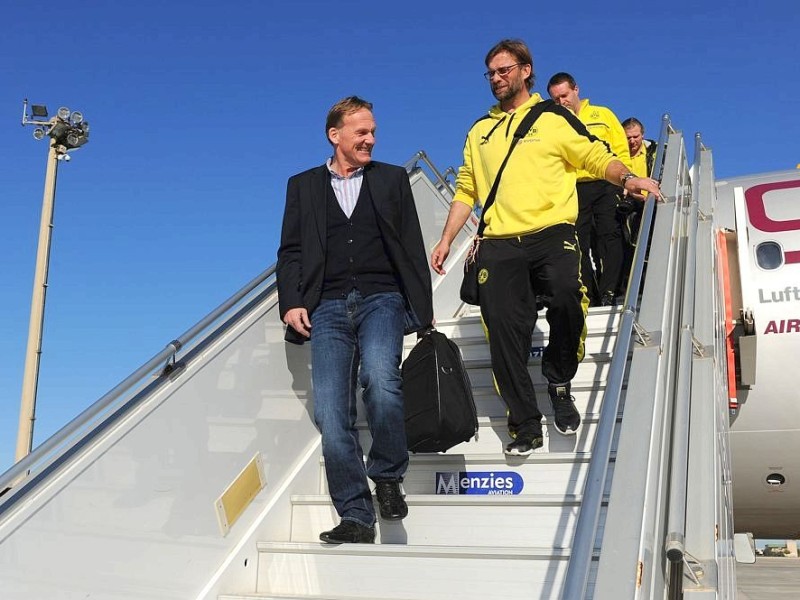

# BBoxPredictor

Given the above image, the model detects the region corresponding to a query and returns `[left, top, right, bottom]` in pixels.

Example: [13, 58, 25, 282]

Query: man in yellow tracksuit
[431, 39, 660, 455]
[548, 73, 631, 306]
[617, 117, 659, 292]
[623, 117, 656, 180]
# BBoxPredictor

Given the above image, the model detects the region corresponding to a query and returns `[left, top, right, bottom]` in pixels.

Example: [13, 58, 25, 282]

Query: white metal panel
[0, 292, 323, 600]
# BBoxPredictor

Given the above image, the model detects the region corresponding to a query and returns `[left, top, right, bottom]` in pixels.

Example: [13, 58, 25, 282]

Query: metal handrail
[404, 150, 455, 198]
[0, 265, 276, 497]
[560, 114, 672, 599]
[665, 135, 703, 570]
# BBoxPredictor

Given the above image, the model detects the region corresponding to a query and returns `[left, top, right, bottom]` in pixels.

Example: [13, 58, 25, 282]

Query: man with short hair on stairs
[618, 117, 658, 291]
[277, 96, 433, 544]
[431, 39, 660, 456]
[548, 72, 632, 307]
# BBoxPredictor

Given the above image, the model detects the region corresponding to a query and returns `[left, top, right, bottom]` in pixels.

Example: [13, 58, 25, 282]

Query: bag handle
[476, 99, 553, 238]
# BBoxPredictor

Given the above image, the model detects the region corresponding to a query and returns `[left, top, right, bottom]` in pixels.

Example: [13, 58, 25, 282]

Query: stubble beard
[493, 78, 523, 104]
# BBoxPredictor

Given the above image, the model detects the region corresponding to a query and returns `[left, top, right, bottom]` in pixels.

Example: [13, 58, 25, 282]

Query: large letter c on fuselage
[745, 180, 800, 264]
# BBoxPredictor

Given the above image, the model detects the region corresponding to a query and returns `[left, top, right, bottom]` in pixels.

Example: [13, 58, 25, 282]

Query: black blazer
[276, 161, 433, 345]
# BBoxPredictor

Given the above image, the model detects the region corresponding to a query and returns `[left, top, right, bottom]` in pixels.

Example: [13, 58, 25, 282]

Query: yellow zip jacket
[629, 139, 654, 178]
[574, 98, 631, 181]
[453, 93, 618, 238]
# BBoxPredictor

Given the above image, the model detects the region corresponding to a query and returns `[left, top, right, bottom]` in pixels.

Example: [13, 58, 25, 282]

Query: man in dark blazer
[277, 96, 433, 544]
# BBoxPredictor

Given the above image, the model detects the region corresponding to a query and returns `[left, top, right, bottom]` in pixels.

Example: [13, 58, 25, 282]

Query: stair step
[470, 383, 624, 418]
[434, 306, 622, 336]
[446, 414, 621, 455]
[319, 453, 615, 496]
[220, 596, 392, 600]
[466, 354, 617, 389]
[220, 595, 373, 600]
[289, 494, 607, 547]
[252, 542, 595, 599]
[406, 327, 619, 356]
[356, 413, 622, 455]
[454, 333, 618, 361]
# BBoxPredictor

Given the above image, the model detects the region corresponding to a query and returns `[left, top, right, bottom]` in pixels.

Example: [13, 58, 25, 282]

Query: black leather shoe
[319, 520, 375, 544]
[600, 291, 617, 307]
[375, 480, 408, 521]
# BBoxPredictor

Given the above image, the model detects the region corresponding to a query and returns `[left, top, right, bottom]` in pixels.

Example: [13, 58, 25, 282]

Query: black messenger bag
[402, 329, 477, 453]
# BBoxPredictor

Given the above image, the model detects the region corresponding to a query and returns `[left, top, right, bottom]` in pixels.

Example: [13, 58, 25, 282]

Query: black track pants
[477, 224, 589, 436]
[576, 180, 625, 301]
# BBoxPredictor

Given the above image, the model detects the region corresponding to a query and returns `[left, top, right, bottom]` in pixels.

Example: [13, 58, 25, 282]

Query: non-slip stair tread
[291, 493, 607, 506]
[219, 596, 402, 600]
[256, 541, 575, 559]
[463, 352, 613, 368]
[319, 451, 600, 469]
[471, 382, 612, 393]
[355, 413, 618, 429]
[412, 331, 619, 351]
[220, 595, 431, 600]
[407, 451, 607, 463]
[440, 304, 622, 325]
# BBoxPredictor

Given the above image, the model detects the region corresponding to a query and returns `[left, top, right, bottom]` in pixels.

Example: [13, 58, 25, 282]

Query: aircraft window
[766, 473, 786, 486]
[755, 242, 783, 270]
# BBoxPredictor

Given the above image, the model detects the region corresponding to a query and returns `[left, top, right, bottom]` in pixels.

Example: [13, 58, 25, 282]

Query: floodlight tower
[16, 99, 90, 462]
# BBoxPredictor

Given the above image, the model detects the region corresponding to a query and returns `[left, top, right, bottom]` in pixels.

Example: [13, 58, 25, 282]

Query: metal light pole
[16, 100, 90, 462]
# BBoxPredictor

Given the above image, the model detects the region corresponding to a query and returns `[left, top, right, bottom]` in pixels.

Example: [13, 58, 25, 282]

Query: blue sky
[1, 1, 799, 471]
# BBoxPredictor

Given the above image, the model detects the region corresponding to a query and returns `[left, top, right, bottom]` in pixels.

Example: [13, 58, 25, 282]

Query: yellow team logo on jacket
[478, 268, 489, 284]
[563, 240, 577, 252]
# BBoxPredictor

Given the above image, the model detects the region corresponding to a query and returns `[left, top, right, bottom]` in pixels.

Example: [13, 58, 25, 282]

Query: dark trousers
[618, 202, 643, 294]
[477, 224, 589, 436]
[576, 180, 625, 301]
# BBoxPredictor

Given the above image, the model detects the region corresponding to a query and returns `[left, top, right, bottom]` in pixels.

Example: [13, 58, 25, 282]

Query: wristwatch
[620, 172, 636, 187]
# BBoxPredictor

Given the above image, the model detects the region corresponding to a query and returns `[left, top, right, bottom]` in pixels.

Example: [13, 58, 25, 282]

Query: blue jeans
[310, 289, 408, 527]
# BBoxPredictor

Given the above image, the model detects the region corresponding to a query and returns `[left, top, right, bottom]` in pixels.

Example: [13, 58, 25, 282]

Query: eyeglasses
[483, 63, 524, 80]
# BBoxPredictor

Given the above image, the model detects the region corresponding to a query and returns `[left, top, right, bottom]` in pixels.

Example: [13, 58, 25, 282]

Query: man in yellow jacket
[431, 39, 660, 455]
[617, 117, 659, 292]
[623, 117, 656, 179]
[548, 72, 631, 307]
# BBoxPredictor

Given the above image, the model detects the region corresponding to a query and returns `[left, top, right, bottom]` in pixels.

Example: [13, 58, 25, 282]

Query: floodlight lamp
[49, 121, 70, 139]
[31, 104, 48, 118]
[65, 126, 88, 149]
[32, 128, 46, 140]
[57, 106, 71, 120]
[70, 111, 83, 124]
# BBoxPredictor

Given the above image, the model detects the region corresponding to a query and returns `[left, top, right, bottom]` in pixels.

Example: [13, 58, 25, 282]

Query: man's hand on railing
[624, 175, 663, 201]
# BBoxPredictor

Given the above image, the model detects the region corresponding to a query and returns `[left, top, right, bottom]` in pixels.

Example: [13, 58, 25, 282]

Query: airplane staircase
[0, 120, 738, 599]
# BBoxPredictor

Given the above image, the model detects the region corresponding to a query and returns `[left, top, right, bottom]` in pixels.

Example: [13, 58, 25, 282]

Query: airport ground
[737, 557, 800, 598]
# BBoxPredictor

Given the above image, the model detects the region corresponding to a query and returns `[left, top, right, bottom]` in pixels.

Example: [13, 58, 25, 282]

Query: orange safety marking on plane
[716, 230, 738, 407]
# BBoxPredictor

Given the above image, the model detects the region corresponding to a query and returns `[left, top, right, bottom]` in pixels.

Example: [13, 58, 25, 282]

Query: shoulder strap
[476, 100, 554, 236]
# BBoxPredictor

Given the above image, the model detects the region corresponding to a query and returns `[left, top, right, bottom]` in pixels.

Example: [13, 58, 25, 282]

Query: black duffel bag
[402, 329, 477, 453]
